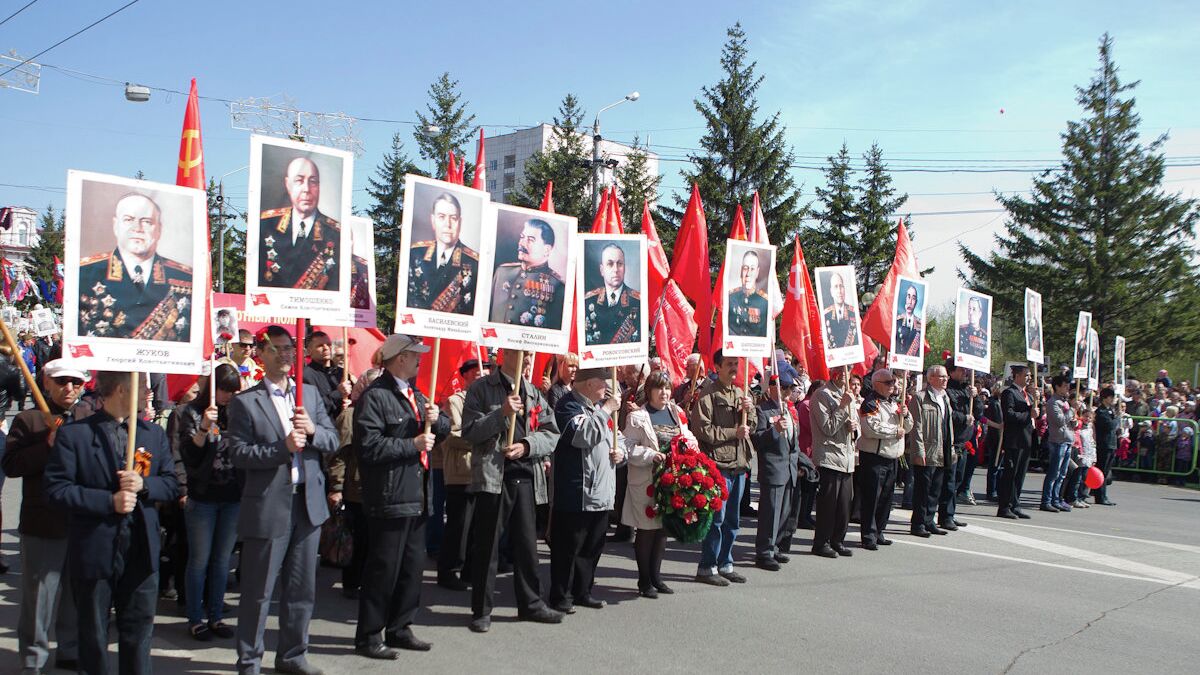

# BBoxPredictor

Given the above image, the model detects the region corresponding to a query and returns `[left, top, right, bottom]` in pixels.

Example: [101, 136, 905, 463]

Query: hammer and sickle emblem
[179, 129, 202, 178]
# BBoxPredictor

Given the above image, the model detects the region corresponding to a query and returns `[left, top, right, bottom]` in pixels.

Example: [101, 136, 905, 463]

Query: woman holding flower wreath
[621, 371, 698, 598]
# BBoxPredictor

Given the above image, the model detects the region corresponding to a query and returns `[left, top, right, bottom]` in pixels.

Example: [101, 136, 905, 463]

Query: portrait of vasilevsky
[957, 294, 989, 358]
[78, 191, 193, 342]
[407, 189, 478, 315]
[583, 240, 640, 345]
[894, 281, 923, 356]
[257, 154, 341, 291]
[489, 217, 565, 329]
[819, 269, 859, 348]
[726, 247, 769, 338]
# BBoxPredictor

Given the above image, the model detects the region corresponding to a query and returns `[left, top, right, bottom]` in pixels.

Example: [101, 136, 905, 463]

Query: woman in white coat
[622, 371, 698, 598]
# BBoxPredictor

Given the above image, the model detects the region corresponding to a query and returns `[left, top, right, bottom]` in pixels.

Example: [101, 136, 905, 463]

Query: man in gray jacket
[1042, 374, 1076, 512]
[906, 365, 952, 538]
[548, 368, 625, 612]
[809, 369, 858, 558]
[462, 348, 563, 633]
[751, 374, 800, 570]
[857, 369, 913, 550]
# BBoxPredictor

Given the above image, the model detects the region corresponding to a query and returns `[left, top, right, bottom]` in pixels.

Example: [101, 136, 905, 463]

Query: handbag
[319, 502, 354, 569]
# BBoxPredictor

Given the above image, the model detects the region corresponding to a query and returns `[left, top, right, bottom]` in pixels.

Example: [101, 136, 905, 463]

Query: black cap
[459, 359, 481, 376]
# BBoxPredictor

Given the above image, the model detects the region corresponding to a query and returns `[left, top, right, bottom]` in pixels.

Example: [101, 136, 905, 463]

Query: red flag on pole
[668, 184, 712, 365]
[471, 128, 487, 191]
[168, 78, 212, 400]
[653, 279, 698, 387]
[861, 218, 921, 351]
[417, 338, 479, 404]
[709, 205, 749, 370]
[641, 201, 669, 304]
[53, 256, 64, 304]
[539, 181, 555, 212]
[747, 192, 784, 319]
[446, 151, 458, 184]
[780, 239, 829, 381]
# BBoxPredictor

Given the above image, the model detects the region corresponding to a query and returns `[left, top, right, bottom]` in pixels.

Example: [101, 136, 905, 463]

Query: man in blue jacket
[44, 371, 179, 675]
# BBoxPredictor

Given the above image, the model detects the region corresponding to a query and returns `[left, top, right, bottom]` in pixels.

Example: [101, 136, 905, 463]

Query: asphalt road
[0, 472, 1195, 674]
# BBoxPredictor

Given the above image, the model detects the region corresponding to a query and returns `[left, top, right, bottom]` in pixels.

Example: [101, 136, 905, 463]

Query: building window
[503, 174, 515, 189]
[503, 154, 516, 170]
[16, 225, 27, 246]
[489, 159, 498, 171]
[487, 179, 496, 191]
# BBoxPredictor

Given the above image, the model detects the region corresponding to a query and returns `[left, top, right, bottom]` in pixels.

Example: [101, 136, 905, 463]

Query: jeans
[1041, 442, 1072, 506]
[184, 499, 240, 625]
[958, 451, 978, 497]
[426, 468, 446, 554]
[699, 470, 746, 574]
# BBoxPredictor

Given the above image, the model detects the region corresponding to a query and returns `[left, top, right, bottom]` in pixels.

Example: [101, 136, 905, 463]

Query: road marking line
[962, 523, 1199, 585]
[956, 516, 1200, 554]
[889, 538, 1185, 587]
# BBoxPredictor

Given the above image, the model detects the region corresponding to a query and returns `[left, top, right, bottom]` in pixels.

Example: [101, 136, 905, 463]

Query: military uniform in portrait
[257, 206, 341, 290]
[583, 285, 640, 344]
[959, 324, 987, 357]
[728, 289, 769, 337]
[407, 240, 479, 315]
[823, 305, 859, 348]
[77, 250, 193, 341]
[895, 315, 922, 356]
[489, 262, 564, 329]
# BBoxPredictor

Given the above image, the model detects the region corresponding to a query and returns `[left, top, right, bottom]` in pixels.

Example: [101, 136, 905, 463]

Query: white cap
[43, 358, 90, 382]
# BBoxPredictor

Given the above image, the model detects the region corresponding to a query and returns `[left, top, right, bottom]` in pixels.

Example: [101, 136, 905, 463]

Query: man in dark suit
[728, 250, 769, 338]
[44, 371, 179, 675]
[823, 271, 859, 348]
[751, 374, 800, 570]
[228, 325, 339, 675]
[301, 331, 349, 423]
[407, 192, 479, 315]
[258, 157, 341, 291]
[894, 284, 922, 356]
[997, 366, 1039, 519]
[352, 335, 449, 659]
[77, 193, 193, 341]
[583, 243, 641, 344]
[489, 219, 564, 329]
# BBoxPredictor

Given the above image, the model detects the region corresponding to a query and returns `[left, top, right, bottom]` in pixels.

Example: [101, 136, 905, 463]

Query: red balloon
[1085, 466, 1104, 490]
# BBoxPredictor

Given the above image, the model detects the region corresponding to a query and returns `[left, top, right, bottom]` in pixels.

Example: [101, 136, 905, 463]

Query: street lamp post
[216, 166, 249, 293]
[590, 91, 640, 214]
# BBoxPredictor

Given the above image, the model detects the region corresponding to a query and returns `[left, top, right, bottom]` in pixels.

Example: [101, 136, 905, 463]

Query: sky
[1, 0, 1198, 307]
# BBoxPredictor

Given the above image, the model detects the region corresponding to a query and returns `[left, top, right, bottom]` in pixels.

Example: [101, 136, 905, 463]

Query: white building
[482, 124, 660, 204]
[0, 206, 41, 271]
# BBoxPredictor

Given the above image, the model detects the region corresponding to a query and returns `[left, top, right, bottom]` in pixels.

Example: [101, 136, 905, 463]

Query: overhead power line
[0, 0, 41, 28]
[0, 0, 140, 80]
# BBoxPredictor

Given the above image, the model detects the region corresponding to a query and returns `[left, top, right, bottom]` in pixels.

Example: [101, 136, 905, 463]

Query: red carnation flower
[711, 497, 724, 512]
[691, 470, 704, 482]
[677, 474, 694, 489]
[645, 506, 657, 519]
[692, 493, 708, 508]
[700, 476, 715, 490]
[659, 472, 675, 487]
[720, 485, 729, 500]
[682, 455, 698, 468]
[670, 495, 686, 509]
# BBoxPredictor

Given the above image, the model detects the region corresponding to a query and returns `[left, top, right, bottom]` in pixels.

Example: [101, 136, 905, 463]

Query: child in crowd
[1173, 426, 1195, 486]
[1064, 407, 1096, 507]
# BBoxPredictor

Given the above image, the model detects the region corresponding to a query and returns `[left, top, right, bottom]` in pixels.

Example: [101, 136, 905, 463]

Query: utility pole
[218, 181, 227, 293]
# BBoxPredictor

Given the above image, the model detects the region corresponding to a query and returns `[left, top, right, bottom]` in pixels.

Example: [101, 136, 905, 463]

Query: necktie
[439, 252, 449, 268]
[132, 265, 145, 290]
[609, 292, 617, 305]
[403, 388, 429, 469]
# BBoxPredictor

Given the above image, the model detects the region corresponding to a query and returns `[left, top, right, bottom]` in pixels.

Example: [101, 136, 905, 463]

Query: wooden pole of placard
[611, 366, 619, 451]
[425, 337, 442, 434]
[0, 317, 51, 420]
[341, 327, 350, 385]
[294, 319, 306, 407]
[506, 350, 525, 446]
[124, 372, 138, 471]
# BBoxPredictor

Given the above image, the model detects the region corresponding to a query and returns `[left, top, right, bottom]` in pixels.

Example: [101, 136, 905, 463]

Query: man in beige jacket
[856, 369, 913, 550]
[906, 365, 953, 537]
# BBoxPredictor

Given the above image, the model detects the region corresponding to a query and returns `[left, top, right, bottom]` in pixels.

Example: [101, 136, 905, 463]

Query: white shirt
[265, 377, 303, 484]
[434, 244, 454, 267]
[292, 213, 315, 245]
[930, 387, 950, 419]
[120, 252, 156, 284]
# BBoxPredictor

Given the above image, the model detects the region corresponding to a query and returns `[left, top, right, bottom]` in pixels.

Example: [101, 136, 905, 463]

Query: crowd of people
[0, 328, 1197, 675]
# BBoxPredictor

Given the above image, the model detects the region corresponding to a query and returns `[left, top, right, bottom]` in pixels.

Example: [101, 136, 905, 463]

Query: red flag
[471, 128, 487, 191]
[641, 201, 669, 304]
[862, 218, 921, 353]
[539, 181, 555, 212]
[653, 280, 698, 387]
[781, 239, 829, 381]
[668, 184, 712, 364]
[168, 78, 210, 400]
[417, 338, 479, 404]
[747, 192, 784, 319]
[0, 258, 11, 300]
[591, 185, 622, 234]
[53, 256, 64, 304]
[446, 151, 458, 184]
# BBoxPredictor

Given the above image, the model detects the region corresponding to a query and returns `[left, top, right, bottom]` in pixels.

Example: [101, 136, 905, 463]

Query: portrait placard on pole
[1087, 327, 1100, 392]
[244, 134, 353, 321]
[477, 203, 578, 353]
[888, 275, 927, 372]
[32, 307, 58, 338]
[1114, 335, 1126, 393]
[1072, 311, 1092, 379]
[393, 175, 491, 338]
[1024, 288, 1044, 364]
[813, 265, 865, 368]
[954, 288, 993, 373]
[62, 170, 207, 374]
[327, 215, 378, 329]
[720, 239, 777, 359]
[575, 234, 649, 368]
[212, 306, 239, 346]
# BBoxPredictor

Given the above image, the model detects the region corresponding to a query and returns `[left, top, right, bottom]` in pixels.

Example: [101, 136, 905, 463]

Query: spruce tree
[367, 133, 424, 330]
[962, 34, 1200, 368]
[208, 178, 246, 294]
[513, 94, 593, 224]
[855, 143, 909, 294]
[614, 137, 662, 235]
[669, 23, 806, 278]
[413, 72, 477, 181]
[24, 204, 64, 307]
[804, 143, 859, 270]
